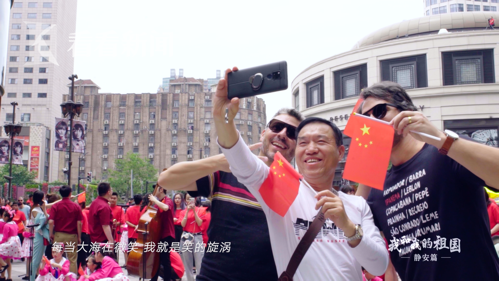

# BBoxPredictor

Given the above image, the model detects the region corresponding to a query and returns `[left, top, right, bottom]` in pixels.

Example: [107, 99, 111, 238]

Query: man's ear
[260, 129, 266, 142]
[338, 145, 346, 160]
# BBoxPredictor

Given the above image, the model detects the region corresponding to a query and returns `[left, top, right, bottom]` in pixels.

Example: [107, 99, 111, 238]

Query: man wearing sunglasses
[356, 81, 499, 281]
[158, 96, 303, 279]
[213, 68, 388, 280]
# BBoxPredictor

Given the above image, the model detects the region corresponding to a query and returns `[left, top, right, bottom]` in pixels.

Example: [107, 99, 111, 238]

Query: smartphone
[227, 61, 288, 99]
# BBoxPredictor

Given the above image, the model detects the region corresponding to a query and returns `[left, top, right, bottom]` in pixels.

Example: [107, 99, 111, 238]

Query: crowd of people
[0, 75, 498, 281]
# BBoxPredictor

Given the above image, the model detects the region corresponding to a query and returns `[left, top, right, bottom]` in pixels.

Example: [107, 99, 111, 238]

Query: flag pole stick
[352, 113, 441, 141]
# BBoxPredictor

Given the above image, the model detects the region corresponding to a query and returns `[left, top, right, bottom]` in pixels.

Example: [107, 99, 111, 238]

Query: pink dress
[35, 257, 77, 281]
[0, 222, 22, 259]
[77, 256, 129, 281]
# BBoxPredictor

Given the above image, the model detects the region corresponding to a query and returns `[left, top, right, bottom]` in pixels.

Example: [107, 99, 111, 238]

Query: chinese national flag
[78, 192, 86, 204]
[259, 152, 302, 217]
[343, 114, 394, 190]
[344, 97, 364, 134]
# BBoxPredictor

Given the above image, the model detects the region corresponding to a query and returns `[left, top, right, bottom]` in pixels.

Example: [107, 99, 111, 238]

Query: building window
[173, 111, 179, 119]
[42, 24, 51, 30]
[25, 45, 34, 51]
[13, 13, 22, 19]
[172, 135, 178, 142]
[38, 93, 47, 98]
[105, 101, 112, 108]
[246, 99, 252, 109]
[204, 99, 212, 107]
[25, 56, 33, 62]
[7, 93, 16, 98]
[133, 137, 139, 143]
[12, 24, 21, 29]
[149, 124, 155, 130]
[9, 67, 18, 73]
[42, 13, 52, 19]
[173, 100, 179, 107]
[205, 111, 211, 118]
[104, 124, 109, 131]
[21, 113, 31, 122]
[173, 123, 178, 130]
[188, 100, 194, 107]
[150, 112, 155, 119]
[149, 99, 156, 107]
[149, 136, 155, 143]
[432, 7, 439, 14]
[42, 35, 50, 40]
[171, 159, 177, 165]
[119, 124, 124, 130]
[134, 124, 139, 130]
[334, 64, 367, 100]
[205, 123, 211, 131]
[6, 114, 13, 122]
[442, 49, 495, 85]
[439, 6, 447, 14]
[118, 148, 124, 155]
[119, 113, 125, 119]
[40, 46, 50, 51]
[172, 147, 177, 155]
[11, 34, 20, 40]
[134, 99, 141, 107]
[84, 102, 89, 108]
[450, 4, 464, 12]
[468, 4, 477, 11]
[10, 56, 19, 62]
[83, 113, 88, 120]
[120, 100, 126, 107]
[28, 13, 37, 19]
[133, 147, 139, 153]
[39, 67, 47, 73]
[23, 93, 32, 98]
[306, 76, 324, 108]
[248, 136, 253, 144]
[204, 147, 210, 156]
[148, 147, 154, 154]
[381, 55, 427, 89]
[10, 45, 20, 51]
[188, 135, 193, 142]
[13, 3, 22, 8]
[430, 0, 437, 4]
[248, 124, 253, 133]
[24, 67, 33, 73]
[205, 136, 210, 142]
[8, 79, 17, 84]
[40, 57, 49, 62]
[28, 2, 38, 8]
[43, 2, 53, 8]
[104, 113, 110, 120]
[294, 91, 299, 110]
[39, 79, 48, 84]
[188, 111, 194, 119]
[134, 112, 140, 119]
[426, 10, 430, 15]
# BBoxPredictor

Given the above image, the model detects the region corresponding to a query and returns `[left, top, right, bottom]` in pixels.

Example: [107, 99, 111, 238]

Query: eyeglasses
[362, 103, 401, 120]
[267, 119, 297, 140]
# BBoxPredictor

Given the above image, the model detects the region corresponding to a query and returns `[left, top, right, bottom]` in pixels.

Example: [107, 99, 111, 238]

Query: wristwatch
[438, 130, 459, 155]
[345, 224, 363, 242]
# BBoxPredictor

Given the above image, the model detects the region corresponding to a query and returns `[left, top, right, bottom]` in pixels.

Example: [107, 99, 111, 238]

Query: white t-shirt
[221, 136, 389, 281]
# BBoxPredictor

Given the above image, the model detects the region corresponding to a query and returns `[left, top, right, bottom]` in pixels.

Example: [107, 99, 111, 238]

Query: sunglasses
[362, 103, 401, 119]
[267, 119, 297, 140]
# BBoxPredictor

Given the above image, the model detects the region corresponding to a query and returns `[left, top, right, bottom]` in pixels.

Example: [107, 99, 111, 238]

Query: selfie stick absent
[352, 113, 441, 141]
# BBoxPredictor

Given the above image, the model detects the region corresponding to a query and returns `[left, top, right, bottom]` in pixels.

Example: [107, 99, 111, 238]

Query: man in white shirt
[212, 67, 389, 280]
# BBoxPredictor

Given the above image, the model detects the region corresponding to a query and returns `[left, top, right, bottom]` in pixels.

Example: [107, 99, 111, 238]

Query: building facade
[1, 0, 77, 182]
[424, 0, 498, 16]
[291, 12, 499, 186]
[60, 79, 267, 184]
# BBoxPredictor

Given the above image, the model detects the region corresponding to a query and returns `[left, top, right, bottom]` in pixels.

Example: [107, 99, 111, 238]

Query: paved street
[9, 252, 190, 281]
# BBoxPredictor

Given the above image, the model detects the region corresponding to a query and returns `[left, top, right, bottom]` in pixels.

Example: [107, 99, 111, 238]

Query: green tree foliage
[0, 164, 36, 186]
[106, 152, 157, 197]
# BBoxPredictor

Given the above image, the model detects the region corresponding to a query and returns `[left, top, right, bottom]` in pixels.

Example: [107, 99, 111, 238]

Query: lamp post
[60, 74, 83, 187]
[3, 102, 22, 200]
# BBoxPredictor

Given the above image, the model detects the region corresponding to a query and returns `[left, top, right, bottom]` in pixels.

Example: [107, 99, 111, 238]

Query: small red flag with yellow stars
[343, 114, 394, 190]
[259, 152, 302, 217]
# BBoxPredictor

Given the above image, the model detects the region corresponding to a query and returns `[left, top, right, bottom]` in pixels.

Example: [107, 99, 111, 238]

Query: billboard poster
[0, 138, 9, 164]
[72, 120, 86, 153]
[12, 139, 23, 165]
[54, 117, 69, 151]
[30, 146, 40, 157]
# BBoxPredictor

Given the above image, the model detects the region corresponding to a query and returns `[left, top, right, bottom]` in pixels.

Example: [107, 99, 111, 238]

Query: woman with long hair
[30, 191, 50, 281]
[0, 207, 22, 281]
[72, 124, 85, 153]
[173, 193, 186, 244]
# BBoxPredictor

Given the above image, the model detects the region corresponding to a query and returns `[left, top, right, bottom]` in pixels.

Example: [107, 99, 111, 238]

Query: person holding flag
[355, 81, 499, 281]
[212, 67, 388, 280]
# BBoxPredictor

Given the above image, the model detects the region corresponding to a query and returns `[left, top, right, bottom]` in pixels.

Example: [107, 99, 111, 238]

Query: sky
[73, 0, 422, 119]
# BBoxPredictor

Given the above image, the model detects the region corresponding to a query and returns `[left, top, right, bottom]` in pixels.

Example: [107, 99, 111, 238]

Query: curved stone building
[291, 12, 499, 186]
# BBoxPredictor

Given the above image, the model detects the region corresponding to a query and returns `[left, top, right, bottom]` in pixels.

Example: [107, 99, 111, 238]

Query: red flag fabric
[259, 152, 302, 217]
[78, 265, 85, 276]
[343, 114, 394, 190]
[344, 97, 364, 135]
[78, 192, 86, 204]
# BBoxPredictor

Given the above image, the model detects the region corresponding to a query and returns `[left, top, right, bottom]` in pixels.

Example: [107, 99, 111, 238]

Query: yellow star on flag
[360, 124, 370, 135]
[277, 159, 284, 167]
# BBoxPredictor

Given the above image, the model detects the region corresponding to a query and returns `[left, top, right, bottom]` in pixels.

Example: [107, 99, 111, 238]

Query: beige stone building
[291, 12, 499, 186]
[1, 0, 77, 182]
[424, 0, 498, 16]
[60, 78, 267, 184]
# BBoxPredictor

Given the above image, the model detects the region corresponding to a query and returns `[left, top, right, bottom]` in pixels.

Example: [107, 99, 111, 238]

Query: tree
[106, 152, 158, 197]
[0, 164, 37, 187]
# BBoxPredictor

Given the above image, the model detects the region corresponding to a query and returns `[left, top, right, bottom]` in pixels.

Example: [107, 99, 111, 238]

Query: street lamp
[60, 74, 83, 187]
[3, 102, 22, 200]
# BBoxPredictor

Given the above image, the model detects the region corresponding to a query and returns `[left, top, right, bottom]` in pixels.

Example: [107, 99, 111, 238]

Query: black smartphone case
[227, 61, 288, 99]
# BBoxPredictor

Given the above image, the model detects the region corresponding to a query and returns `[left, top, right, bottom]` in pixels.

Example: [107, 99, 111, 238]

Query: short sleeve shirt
[157, 197, 175, 240]
[88, 196, 113, 242]
[13, 210, 26, 233]
[49, 198, 83, 234]
[125, 205, 143, 239]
